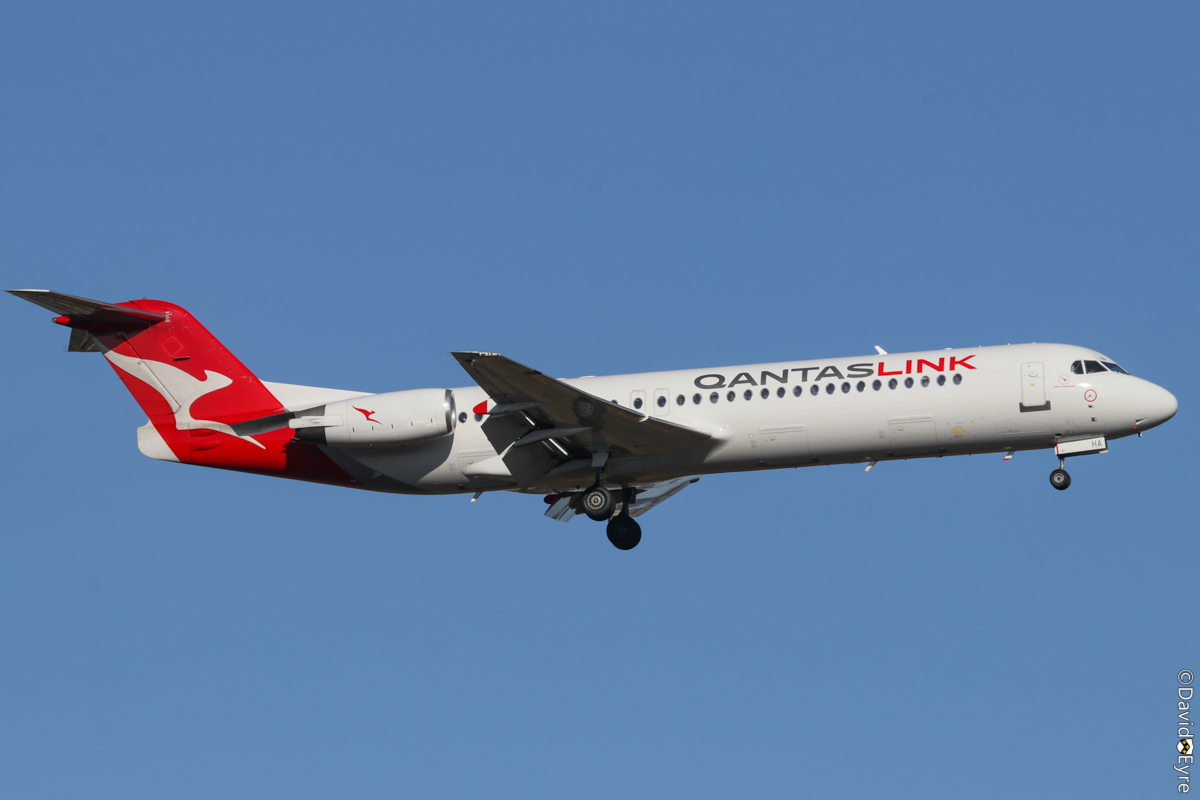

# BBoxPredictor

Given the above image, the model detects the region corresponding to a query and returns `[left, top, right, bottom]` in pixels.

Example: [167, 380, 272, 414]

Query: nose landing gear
[1050, 458, 1071, 490]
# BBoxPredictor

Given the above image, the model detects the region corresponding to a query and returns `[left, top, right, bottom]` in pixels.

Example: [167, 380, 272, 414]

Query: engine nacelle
[294, 388, 456, 447]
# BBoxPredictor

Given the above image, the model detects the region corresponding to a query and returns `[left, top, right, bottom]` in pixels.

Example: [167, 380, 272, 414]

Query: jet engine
[293, 388, 456, 447]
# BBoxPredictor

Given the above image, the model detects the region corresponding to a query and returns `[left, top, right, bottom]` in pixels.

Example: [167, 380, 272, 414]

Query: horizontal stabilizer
[8, 289, 165, 331]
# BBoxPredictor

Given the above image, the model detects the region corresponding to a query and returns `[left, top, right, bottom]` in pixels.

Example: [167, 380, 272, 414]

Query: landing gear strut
[581, 452, 615, 521]
[1050, 458, 1071, 491]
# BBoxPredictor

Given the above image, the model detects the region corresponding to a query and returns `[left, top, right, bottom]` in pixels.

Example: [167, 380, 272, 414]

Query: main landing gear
[580, 455, 642, 549]
[1050, 458, 1071, 491]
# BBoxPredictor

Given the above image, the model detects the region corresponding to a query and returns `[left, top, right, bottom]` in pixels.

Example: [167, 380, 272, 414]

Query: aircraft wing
[452, 352, 711, 488]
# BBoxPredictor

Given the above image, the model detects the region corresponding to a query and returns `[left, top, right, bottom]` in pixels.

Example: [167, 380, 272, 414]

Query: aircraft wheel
[606, 515, 642, 550]
[581, 486, 615, 520]
[1050, 468, 1071, 491]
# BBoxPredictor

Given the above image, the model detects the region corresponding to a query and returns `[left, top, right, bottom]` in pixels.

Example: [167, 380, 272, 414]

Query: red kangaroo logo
[353, 406, 382, 425]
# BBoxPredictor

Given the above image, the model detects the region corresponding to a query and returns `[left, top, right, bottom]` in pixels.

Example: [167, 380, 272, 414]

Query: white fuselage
[269, 343, 1177, 495]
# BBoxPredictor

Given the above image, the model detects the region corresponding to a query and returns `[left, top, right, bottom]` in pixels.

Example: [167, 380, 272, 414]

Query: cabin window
[1084, 360, 1106, 373]
[710, 392, 719, 403]
[693, 393, 701, 404]
[761, 388, 770, 399]
[905, 377, 914, 388]
[888, 378, 898, 390]
[856, 381, 865, 392]
[777, 387, 785, 398]
[841, 382, 850, 393]
[744, 389, 753, 401]
[675, 394, 684, 406]
[727, 391, 736, 402]
[825, 383, 835, 394]
[458, 412, 467, 424]
[811, 384, 819, 396]
[937, 374, 946, 386]
[633, 397, 643, 409]
[953, 374, 962, 385]
[872, 379, 882, 391]
[657, 395, 667, 408]
[921, 376, 930, 387]
[793, 385, 803, 397]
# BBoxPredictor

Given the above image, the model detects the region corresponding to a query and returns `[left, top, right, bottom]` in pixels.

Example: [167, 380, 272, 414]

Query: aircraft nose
[1140, 383, 1178, 431]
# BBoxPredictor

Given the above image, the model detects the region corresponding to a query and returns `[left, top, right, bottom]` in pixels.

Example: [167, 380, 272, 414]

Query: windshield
[1084, 360, 1107, 374]
[1101, 361, 1129, 374]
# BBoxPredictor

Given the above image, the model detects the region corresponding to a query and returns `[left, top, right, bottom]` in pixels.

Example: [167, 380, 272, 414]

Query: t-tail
[9, 290, 359, 487]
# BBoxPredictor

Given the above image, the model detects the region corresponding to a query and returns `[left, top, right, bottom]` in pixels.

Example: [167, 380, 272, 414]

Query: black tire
[1050, 468, 1071, 490]
[581, 487, 615, 520]
[606, 515, 642, 550]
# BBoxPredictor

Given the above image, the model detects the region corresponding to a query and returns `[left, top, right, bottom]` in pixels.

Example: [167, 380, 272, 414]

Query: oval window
[675, 394, 684, 406]
[872, 379, 881, 391]
[904, 377, 914, 388]
[760, 388, 769, 399]
[888, 378, 898, 390]
[954, 373, 962, 385]
[727, 391, 736, 402]
[458, 412, 468, 423]
[475, 413, 483, 422]
[657, 395, 667, 407]
[633, 397, 643, 409]
[841, 382, 850, 393]
[693, 393, 702, 404]
[856, 381, 865, 392]
[825, 383, 835, 394]
[937, 375, 946, 386]
[920, 376, 930, 387]
[793, 385, 803, 397]
[777, 387, 785, 398]
[810, 384, 819, 396]
[710, 392, 719, 403]
[744, 389, 753, 401]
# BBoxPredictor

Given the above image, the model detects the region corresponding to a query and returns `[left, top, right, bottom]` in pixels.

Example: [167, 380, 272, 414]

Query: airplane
[10, 290, 1179, 550]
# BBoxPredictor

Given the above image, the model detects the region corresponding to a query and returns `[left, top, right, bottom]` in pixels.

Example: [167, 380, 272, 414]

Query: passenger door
[1020, 362, 1049, 411]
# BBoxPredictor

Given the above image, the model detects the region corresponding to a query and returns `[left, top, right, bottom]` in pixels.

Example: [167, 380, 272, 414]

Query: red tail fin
[13, 291, 357, 487]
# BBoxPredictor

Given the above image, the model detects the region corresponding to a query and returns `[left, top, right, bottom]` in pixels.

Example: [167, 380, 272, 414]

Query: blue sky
[1, 3, 1197, 797]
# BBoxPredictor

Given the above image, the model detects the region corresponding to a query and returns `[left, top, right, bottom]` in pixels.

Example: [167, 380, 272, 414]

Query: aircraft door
[760, 425, 810, 466]
[652, 388, 670, 417]
[1021, 362, 1049, 411]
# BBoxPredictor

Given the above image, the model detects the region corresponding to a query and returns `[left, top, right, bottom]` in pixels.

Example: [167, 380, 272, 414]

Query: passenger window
[727, 391, 736, 402]
[743, 389, 753, 401]
[760, 388, 769, 399]
[710, 392, 719, 403]
[810, 384, 819, 396]
[675, 394, 684, 406]
[657, 395, 667, 408]
[633, 397, 643, 409]
[953, 374, 962, 385]
[776, 387, 785, 398]
[1070, 360, 1084, 375]
[888, 378, 898, 389]
[921, 376, 930, 387]
[937, 374, 946, 386]
[1084, 360, 1107, 373]
[872, 379, 881, 391]
[693, 393, 701, 404]
[841, 382, 850, 393]
[793, 385, 802, 397]
[825, 383, 835, 394]
[904, 377, 914, 388]
[856, 381, 865, 392]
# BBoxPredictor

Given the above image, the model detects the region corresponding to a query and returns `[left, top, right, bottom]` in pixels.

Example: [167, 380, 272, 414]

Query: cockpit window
[1084, 360, 1107, 374]
[1070, 361, 1084, 375]
[1102, 361, 1129, 375]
